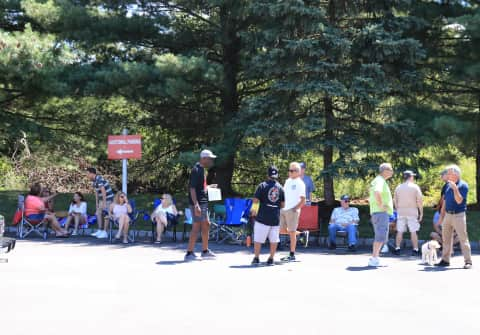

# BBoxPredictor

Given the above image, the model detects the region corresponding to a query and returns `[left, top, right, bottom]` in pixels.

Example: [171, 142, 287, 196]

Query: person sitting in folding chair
[64, 192, 88, 236]
[25, 183, 69, 237]
[152, 194, 179, 244]
[328, 195, 359, 252]
[109, 192, 132, 244]
[251, 166, 285, 266]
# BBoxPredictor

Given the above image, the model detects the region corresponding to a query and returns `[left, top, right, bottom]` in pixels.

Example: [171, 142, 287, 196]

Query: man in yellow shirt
[368, 163, 394, 267]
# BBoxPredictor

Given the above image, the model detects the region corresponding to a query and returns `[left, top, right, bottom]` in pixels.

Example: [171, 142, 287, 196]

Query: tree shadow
[418, 266, 465, 272]
[345, 266, 380, 271]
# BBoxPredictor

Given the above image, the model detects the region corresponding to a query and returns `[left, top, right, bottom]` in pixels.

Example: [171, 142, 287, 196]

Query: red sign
[108, 135, 142, 160]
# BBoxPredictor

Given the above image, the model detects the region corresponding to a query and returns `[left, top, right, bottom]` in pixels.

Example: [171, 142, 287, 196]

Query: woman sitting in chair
[151, 194, 178, 244]
[40, 187, 55, 215]
[64, 192, 88, 236]
[109, 191, 132, 244]
[24, 183, 69, 237]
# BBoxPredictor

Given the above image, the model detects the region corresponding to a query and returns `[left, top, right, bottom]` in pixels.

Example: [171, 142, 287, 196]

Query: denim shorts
[371, 212, 390, 243]
[27, 213, 46, 223]
[190, 204, 209, 223]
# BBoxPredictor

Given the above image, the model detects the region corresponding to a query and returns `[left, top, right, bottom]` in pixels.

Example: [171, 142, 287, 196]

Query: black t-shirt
[188, 162, 208, 205]
[254, 180, 285, 226]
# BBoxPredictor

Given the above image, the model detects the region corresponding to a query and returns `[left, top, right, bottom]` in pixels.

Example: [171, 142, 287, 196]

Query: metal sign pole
[122, 128, 128, 195]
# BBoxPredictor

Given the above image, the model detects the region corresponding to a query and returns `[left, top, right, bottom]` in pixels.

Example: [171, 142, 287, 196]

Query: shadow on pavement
[418, 266, 465, 272]
[345, 266, 379, 271]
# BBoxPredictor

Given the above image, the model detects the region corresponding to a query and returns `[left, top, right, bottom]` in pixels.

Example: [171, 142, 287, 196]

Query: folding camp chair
[279, 205, 319, 248]
[16, 195, 49, 240]
[214, 198, 252, 244]
[209, 204, 226, 241]
[147, 198, 181, 242]
[108, 199, 139, 243]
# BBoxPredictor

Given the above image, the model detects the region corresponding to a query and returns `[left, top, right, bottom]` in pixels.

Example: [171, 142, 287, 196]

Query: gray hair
[445, 164, 461, 177]
[289, 162, 301, 172]
[440, 169, 448, 177]
[379, 163, 393, 173]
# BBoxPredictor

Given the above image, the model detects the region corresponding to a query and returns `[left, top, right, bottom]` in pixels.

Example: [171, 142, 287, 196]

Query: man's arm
[352, 208, 360, 224]
[293, 196, 306, 211]
[417, 188, 424, 222]
[329, 208, 337, 224]
[374, 191, 387, 211]
[252, 198, 260, 217]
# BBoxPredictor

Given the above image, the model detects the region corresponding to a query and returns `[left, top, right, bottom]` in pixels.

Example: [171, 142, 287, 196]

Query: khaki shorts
[396, 216, 420, 233]
[280, 209, 300, 232]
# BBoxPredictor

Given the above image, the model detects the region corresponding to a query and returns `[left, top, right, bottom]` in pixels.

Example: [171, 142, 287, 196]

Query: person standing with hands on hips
[435, 164, 472, 269]
[185, 149, 218, 261]
[368, 163, 394, 267]
[280, 162, 306, 262]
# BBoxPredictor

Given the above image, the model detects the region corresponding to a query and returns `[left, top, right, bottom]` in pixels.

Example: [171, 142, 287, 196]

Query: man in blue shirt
[300, 162, 315, 205]
[251, 166, 285, 266]
[435, 164, 472, 269]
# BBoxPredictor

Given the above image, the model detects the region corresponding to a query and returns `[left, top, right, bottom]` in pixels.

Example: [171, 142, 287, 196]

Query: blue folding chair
[108, 199, 139, 243]
[215, 198, 252, 244]
[182, 208, 193, 242]
[148, 198, 180, 242]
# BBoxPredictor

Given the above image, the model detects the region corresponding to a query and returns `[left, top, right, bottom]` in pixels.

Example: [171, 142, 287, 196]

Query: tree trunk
[476, 95, 480, 207]
[323, 96, 335, 206]
[215, 5, 241, 196]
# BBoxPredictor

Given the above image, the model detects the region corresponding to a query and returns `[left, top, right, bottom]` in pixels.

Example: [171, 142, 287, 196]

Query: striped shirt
[93, 175, 114, 201]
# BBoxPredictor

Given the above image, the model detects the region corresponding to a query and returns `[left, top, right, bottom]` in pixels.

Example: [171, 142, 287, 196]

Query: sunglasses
[289, 169, 299, 173]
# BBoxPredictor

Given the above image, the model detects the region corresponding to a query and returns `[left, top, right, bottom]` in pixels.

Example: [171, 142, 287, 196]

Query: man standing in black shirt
[251, 166, 285, 266]
[185, 149, 217, 261]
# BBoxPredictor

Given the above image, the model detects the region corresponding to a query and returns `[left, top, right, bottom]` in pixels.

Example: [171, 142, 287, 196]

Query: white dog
[422, 240, 441, 266]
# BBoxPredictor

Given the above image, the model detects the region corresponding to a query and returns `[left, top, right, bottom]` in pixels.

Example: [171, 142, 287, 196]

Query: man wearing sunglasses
[280, 162, 306, 262]
[328, 195, 359, 251]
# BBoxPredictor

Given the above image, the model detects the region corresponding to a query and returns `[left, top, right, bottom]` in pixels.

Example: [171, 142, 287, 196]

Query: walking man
[251, 166, 285, 266]
[280, 162, 306, 262]
[435, 165, 472, 269]
[87, 167, 114, 239]
[368, 163, 394, 267]
[300, 162, 315, 205]
[185, 149, 217, 261]
[393, 170, 423, 256]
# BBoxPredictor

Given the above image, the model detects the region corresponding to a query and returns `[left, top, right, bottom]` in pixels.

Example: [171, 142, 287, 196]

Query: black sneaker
[412, 249, 420, 257]
[281, 255, 296, 262]
[393, 248, 401, 256]
[328, 243, 337, 250]
[266, 258, 274, 266]
[435, 260, 450, 267]
[464, 262, 472, 269]
[348, 245, 356, 252]
[251, 257, 260, 266]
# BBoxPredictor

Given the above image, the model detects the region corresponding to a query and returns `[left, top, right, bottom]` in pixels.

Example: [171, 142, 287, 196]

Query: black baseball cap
[300, 162, 306, 169]
[340, 194, 350, 201]
[268, 166, 279, 179]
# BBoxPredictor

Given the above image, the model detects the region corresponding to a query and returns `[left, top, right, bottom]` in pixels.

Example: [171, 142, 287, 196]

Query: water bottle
[0, 214, 5, 237]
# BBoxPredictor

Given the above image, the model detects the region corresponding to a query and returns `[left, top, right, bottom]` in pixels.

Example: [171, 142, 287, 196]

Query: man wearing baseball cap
[328, 194, 360, 251]
[251, 166, 285, 266]
[393, 170, 423, 256]
[185, 149, 217, 261]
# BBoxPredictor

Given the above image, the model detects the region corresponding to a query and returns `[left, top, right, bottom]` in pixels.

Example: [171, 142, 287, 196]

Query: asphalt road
[2, 239, 479, 335]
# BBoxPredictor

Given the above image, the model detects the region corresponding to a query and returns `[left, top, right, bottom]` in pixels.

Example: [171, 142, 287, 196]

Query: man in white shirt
[393, 170, 423, 256]
[279, 162, 306, 262]
[328, 195, 359, 251]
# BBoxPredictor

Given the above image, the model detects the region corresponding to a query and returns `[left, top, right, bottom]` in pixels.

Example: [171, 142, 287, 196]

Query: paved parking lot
[2, 239, 480, 334]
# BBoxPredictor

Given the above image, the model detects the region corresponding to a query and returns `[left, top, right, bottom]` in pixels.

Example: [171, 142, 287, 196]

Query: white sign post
[122, 128, 128, 195]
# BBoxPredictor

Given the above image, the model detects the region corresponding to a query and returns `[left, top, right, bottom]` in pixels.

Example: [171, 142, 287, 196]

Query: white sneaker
[96, 231, 108, 239]
[90, 230, 100, 237]
[71, 231, 78, 236]
[381, 244, 389, 253]
[368, 257, 380, 267]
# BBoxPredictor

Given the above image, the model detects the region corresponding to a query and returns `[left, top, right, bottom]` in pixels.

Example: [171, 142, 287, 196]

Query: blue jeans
[328, 224, 358, 246]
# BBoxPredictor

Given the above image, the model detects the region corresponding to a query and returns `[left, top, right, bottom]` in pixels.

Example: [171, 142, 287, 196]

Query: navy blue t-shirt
[440, 183, 448, 197]
[188, 162, 208, 205]
[444, 180, 468, 213]
[254, 180, 285, 226]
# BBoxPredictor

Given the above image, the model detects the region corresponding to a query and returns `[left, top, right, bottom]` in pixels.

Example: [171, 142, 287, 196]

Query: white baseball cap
[200, 149, 217, 159]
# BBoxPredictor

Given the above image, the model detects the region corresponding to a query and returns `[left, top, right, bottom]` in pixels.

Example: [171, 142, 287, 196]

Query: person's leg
[395, 217, 406, 249]
[200, 220, 210, 251]
[328, 224, 341, 245]
[96, 201, 104, 231]
[410, 231, 419, 250]
[116, 217, 124, 239]
[452, 213, 472, 264]
[372, 213, 389, 259]
[372, 242, 383, 258]
[187, 221, 201, 252]
[47, 215, 66, 235]
[395, 231, 403, 249]
[288, 210, 299, 254]
[73, 215, 80, 234]
[122, 216, 130, 242]
[441, 214, 454, 263]
[64, 215, 73, 231]
[269, 242, 278, 259]
[346, 224, 357, 246]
